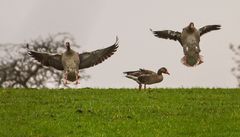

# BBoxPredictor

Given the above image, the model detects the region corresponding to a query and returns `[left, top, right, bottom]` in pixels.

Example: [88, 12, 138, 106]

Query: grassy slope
[0, 88, 240, 137]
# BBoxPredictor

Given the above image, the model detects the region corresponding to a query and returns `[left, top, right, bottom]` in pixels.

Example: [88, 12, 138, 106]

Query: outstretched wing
[199, 25, 221, 36]
[79, 37, 119, 69]
[28, 50, 64, 70]
[150, 28, 182, 44]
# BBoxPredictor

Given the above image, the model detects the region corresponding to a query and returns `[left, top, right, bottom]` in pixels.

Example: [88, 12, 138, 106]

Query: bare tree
[0, 32, 89, 88]
[230, 43, 240, 87]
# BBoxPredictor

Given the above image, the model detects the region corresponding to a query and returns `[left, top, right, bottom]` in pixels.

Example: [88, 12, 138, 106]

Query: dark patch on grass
[76, 108, 83, 113]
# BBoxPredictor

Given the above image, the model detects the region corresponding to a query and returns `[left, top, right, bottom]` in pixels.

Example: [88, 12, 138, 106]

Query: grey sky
[0, 0, 239, 88]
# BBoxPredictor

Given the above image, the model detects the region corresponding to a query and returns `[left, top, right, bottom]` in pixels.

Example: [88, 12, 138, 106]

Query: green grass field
[0, 88, 240, 137]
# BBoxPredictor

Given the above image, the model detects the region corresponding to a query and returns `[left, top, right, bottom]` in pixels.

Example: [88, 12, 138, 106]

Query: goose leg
[199, 59, 204, 65]
[75, 71, 80, 85]
[139, 84, 142, 91]
[144, 84, 146, 90]
[64, 71, 68, 84]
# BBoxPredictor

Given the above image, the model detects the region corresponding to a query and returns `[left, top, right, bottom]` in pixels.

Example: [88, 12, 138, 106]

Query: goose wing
[199, 25, 221, 36]
[150, 28, 182, 44]
[79, 37, 119, 69]
[28, 49, 64, 70]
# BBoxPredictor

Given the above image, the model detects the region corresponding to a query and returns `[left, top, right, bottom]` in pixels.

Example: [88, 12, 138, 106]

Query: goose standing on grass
[27, 37, 119, 84]
[123, 67, 170, 90]
[150, 22, 221, 66]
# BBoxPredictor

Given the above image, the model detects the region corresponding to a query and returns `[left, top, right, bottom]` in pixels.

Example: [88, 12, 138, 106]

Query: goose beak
[165, 71, 170, 75]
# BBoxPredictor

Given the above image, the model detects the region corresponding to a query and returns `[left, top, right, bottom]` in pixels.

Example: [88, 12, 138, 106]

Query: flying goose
[28, 37, 119, 84]
[150, 22, 221, 66]
[123, 67, 169, 90]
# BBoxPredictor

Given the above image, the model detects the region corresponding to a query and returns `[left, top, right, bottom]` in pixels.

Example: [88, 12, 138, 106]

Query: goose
[27, 37, 119, 84]
[150, 22, 221, 66]
[123, 67, 169, 90]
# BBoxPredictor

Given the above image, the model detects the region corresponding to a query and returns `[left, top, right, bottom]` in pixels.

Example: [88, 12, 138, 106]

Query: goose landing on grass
[28, 37, 119, 85]
[150, 22, 221, 67]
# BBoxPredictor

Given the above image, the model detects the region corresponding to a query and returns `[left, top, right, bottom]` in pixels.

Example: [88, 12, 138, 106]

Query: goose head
[187, 22, 195, 33]
[157, 67, 170, 75]
[65, 42, 71, 51]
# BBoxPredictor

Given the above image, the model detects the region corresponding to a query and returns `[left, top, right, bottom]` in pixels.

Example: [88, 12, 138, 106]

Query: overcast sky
[0, 0, 240, 88]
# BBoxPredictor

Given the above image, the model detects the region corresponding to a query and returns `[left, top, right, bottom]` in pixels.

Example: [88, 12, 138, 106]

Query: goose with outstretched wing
[150, 22, 221, 66]
[28, 37, 119, 84]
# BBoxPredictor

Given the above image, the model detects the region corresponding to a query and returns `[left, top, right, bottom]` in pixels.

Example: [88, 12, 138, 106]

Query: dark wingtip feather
[215, 25, 221, 30]
[110, 36, 119, 52]
[123, 71, 132, 75]
[150, 28, 157, 36]
[26, 43, 29, 49]
[149, 29, 161, 38]
[211, 25, 221, 30]
[116, 36, 119, 43]
[114, 36, 119, 47]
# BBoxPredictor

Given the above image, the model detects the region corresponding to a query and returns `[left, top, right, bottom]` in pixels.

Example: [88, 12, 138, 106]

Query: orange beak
[165, 71, 170, 75]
